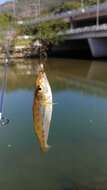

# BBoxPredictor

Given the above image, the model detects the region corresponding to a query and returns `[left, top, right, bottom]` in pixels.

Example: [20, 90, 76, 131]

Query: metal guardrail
[58, 24, 107, 40]
[65, 24, 107, 35]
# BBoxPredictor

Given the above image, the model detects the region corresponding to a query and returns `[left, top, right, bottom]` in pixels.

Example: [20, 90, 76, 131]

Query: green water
[0, 58, 107, 190]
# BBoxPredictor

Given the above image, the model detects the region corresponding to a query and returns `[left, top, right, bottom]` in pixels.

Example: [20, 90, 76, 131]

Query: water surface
[0, 58, 107, 190]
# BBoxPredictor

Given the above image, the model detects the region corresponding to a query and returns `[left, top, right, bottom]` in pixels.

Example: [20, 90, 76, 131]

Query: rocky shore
[0, 46, 41, 59]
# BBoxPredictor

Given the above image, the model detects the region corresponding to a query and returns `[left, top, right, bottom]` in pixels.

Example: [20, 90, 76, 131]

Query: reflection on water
[33, 64, 52, 153]
[0, 58, 107, 189]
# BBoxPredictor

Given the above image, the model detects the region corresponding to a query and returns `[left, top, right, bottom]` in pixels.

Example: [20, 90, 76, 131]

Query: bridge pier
[88, 38, 107, 58]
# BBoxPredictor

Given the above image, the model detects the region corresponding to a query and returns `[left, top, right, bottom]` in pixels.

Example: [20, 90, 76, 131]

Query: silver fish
[33, 64, 52, 152]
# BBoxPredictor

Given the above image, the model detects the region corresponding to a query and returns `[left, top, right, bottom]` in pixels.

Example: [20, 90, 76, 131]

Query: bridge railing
[59, 23, 107, 36]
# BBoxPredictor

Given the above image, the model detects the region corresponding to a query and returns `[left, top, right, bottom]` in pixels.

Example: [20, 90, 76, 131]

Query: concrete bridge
[62, 24, 107, 57]
[18, 2, 107, 58]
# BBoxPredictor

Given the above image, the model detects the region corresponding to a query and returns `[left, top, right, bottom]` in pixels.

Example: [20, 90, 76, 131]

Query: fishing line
[38, 0, 47, 66]
[0, 6, 13, 127]
[0, 0, 16, 127]
[0, 48, 10, 127]
[39, 0, 43, 62]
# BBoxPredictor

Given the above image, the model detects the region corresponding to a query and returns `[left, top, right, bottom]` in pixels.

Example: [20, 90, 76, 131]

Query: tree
[0, 14, 11, 31]
[35, 20, 68, 44]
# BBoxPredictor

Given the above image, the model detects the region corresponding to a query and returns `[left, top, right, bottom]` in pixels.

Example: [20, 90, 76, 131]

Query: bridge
[61, 24, 107, 57]
[18, 2, 107, 58]
[19, 2, 107, 26]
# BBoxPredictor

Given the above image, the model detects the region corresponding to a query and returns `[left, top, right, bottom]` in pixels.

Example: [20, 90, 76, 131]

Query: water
[0, 58, 107, 190]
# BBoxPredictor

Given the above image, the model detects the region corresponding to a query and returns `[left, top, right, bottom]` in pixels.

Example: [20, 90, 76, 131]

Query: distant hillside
[0, 1, 13, 14]
[0, 0, 106, 18]
[0, 0, 71, 17]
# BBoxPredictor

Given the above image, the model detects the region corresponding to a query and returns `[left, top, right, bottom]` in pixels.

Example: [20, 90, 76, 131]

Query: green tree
[0, 14, 10, 31]
[35, 19, 68, 44]
[51, 0, 106, 13]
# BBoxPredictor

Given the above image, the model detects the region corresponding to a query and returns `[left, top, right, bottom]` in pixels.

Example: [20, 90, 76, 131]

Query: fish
[33, 64, 52, 153]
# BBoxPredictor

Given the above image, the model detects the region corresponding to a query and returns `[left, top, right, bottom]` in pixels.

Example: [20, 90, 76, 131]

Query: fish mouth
[40, 144, 51, 153]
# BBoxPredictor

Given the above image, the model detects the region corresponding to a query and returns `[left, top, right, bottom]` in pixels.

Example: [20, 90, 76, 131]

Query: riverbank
[0, 42, 92, 60]
[0, 47, 39, 59]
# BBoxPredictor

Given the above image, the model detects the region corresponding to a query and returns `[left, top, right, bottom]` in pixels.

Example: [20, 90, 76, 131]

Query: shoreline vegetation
[0, 0, 106, 59]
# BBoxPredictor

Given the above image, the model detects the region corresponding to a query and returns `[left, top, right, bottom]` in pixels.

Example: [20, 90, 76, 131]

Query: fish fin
[52, 102, 58, 105]
[43, 102, 57, 106]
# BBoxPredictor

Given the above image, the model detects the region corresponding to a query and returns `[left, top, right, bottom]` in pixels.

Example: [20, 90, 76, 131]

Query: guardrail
[65, 24, 107, 35]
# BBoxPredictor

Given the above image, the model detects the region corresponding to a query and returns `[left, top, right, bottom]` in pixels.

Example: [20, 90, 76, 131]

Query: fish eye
[37, 86, 42, 91]
[38, 87, 41, 91]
